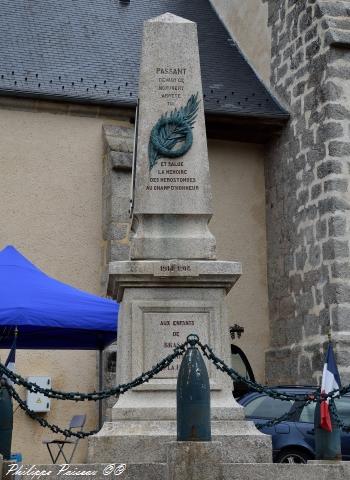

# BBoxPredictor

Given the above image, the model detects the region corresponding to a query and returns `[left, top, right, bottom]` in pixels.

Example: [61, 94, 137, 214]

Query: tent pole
[98, 348, 103, 429]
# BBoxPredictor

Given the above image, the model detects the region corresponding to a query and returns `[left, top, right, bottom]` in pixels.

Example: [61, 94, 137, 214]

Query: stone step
[2, 461, 350, 480]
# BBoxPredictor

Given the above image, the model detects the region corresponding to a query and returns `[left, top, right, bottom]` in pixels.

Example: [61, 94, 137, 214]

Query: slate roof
[0, 0, 288, 119]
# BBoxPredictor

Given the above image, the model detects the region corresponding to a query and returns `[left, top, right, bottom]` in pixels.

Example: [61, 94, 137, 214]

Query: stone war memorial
[88, 12, 271, 467]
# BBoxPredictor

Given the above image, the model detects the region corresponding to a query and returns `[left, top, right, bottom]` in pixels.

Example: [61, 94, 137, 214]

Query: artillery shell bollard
[176, 334, 211, 441]
[168, 335, 223, 480]
[0, 379, 13, 461]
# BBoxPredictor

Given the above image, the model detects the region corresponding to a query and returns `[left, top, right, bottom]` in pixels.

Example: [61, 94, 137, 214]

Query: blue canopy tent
[0, 245, 118, 350]
[0, 245, 119, 427]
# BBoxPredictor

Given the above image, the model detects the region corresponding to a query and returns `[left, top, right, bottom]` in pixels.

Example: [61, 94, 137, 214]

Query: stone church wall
[265, 0, 350, 384]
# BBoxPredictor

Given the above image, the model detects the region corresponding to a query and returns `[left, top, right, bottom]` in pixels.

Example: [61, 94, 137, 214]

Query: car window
[299, 397, 350, 424]
[244, 395, 293, 419]
[335, 397, 350, 424]
[299, 402, 316, 423]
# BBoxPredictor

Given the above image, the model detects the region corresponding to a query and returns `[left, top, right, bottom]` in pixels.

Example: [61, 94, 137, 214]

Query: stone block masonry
[101, 123, 133, 419]
[101, 124, 134, 292]
[264, 0, 350, 384]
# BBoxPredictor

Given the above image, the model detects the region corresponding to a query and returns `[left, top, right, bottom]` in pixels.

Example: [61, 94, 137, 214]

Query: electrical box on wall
[26, 376, 51, 412]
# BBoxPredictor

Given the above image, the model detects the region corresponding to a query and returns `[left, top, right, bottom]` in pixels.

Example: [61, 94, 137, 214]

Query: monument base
[167, 441, 223, 480]
[88, 259, 272, 464]
[88, 421, 271, 464]
[106, 259, 243, 415]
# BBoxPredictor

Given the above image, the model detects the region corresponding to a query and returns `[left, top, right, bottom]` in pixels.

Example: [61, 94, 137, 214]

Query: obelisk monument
[130, 13, 215, 260]
[89, 13, 271, 464]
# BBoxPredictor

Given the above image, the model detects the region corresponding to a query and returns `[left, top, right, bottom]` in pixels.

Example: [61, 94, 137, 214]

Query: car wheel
[276, 448, 311, 464]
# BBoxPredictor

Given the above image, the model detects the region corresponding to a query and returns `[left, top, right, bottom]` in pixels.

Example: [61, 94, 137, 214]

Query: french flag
[320, 343, 341, 432]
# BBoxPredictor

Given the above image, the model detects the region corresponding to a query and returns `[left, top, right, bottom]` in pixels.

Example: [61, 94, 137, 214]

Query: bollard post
[176, 334, 211, 441]
[314, 400, 342, 461]
[0, 379, 13, 461]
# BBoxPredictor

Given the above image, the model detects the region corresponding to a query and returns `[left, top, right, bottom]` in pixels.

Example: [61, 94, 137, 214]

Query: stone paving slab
[223, 462, 350, 480]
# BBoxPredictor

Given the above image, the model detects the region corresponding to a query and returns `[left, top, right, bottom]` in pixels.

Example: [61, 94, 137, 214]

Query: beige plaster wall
[209, 139, 269, 382]
[0, 107, 125, 464]
[210, 0, 271, 84]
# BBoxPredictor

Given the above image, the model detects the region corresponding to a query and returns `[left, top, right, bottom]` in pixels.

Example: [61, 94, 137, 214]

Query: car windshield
[244, 395, 293, 419]
[299, 397, 350, 423]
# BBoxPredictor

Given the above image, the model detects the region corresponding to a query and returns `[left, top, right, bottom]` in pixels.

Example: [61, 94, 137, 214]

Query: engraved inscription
[146, 65, 200, 192]
[154, 261, 199, 277]
[144, 312, 209, 379]
[156, 67, 187, 105]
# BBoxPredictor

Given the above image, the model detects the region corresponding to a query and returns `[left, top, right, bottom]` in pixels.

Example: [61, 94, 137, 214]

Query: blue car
[238, 386, 350, 463]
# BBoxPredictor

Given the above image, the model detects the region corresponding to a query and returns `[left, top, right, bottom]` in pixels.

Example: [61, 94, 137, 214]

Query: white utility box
[26, 376, 51, 412]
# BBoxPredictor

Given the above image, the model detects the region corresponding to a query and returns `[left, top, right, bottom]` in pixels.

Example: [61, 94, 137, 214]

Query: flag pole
[328, 328, 332, 344]
[314, 331, 342, 461]
[98, 348, 103, 430]
[0, 328, 16, 460]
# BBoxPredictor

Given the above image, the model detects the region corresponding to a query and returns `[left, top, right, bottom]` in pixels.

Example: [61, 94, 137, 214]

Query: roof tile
[0, 0, 288, 118]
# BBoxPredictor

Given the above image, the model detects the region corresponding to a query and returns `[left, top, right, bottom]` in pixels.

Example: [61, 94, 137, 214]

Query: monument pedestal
[88, 12, 272, 466]
[130, 214, 217, 260]
[166, 441, 223, 480]
[88, 260, 272, 464]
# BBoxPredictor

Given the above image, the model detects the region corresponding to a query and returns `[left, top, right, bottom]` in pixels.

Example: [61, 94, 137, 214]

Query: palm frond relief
[148, 93, 200, 170]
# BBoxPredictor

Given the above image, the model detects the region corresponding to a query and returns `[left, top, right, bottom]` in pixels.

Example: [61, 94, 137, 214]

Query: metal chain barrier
[2, 335, 350, 436]
[1, 339, 190, 438]
[329, 399, 350, 433]
[336, 384, 350, 398]
[0, 340, 188, 401]
[5, 383, 98, 439]
[1, 336, 346, 403]
[196, 341, 350, 433]
[196, 341, 322, 402]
